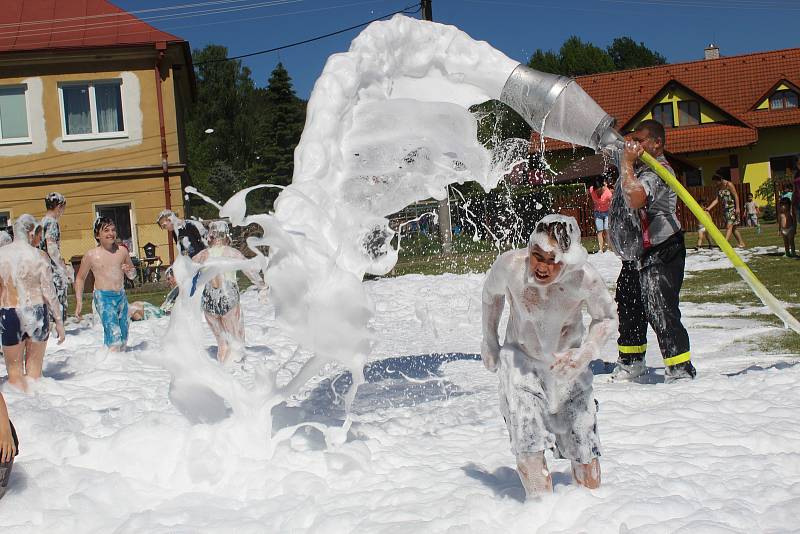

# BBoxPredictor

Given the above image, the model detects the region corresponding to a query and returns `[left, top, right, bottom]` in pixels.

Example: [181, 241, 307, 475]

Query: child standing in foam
[0, 215, 66, 391]
[39, 192, 72, 323]
[482, 215, 617, 499]
[74, 217, 137, 351]
[192, 221, 265, 364]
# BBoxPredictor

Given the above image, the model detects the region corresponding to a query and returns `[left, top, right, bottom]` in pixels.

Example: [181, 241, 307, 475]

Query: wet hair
[12, 214, 38, 244]
[533, 219, 572, 253]
[94, 216, 116, 242]
[44, 192, 66, 210]
[208, 220, 230, 240]
[634, 119, 666, 146]
[711, 167, 731, 182]
[157, 209, 176, 224]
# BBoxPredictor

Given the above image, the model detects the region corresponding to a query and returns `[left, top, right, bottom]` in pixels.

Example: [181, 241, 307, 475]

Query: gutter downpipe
[155, 41, 175, 263]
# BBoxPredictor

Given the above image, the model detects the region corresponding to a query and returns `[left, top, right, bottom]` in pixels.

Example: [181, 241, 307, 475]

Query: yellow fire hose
[639, 151, 800, 335]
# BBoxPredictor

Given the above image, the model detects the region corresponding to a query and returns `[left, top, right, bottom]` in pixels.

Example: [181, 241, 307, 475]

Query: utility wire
[0, 0, 264, 28]
[194, 2, 421, 65]
[0, 0, 301, 38]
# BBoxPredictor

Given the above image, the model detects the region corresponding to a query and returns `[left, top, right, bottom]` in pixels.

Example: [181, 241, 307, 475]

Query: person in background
[791, 167, 799, 227]
[157, 210, 207, 259]
[705, 169, 745, 248]
[0, 390, 18, 500]
[588, 177, 613, 252]
[192, 221, 265, 364]
[778, 196, 796, 258]
[0, 215, 65, 391]
[743, 193, 761, 234]
[128, 301, 168, 321]
[39, 193, 71, 323]
[695, 196, 712, 250]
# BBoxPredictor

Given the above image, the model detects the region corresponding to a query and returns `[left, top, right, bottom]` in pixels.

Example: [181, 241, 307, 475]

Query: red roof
[535, 47, 800, 154]
[0, 0, 183, 53]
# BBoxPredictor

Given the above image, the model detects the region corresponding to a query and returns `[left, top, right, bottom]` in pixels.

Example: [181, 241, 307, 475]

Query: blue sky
[116, 0, 800, 99]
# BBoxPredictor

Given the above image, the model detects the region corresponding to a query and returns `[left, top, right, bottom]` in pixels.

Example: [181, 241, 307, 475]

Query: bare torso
[82, 246, 132, 291]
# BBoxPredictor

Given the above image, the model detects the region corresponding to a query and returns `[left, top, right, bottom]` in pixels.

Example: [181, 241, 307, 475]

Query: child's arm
[551, 267, 617, 377]
[73, 252, 92, 316]
[705, 197, 719, 211]
[0, 393, 15, 463]
[39, 254, 65, 343]
[481, 255, 509, 372]
[121, 251, 136, 281]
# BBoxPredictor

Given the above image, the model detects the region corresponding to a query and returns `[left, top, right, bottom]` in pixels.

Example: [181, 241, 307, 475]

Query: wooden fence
[552, 183, 752, 236]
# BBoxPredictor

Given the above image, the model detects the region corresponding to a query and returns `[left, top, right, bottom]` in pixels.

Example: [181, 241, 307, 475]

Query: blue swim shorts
[594, 211, 609, 232]
[93, 289, 129, 347]
[0, 306, 49, 346]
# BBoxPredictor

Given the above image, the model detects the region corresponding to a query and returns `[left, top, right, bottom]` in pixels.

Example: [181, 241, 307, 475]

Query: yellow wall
[679, 126, 800, 203]
[738, 127, 800, 198]
[0, 172, 184, 261]
[630, 86, 728, 127]
[0, 58, 183, 175]
[0, 46, 191, 263]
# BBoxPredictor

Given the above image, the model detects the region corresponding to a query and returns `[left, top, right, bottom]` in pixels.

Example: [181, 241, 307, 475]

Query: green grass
[390, 223, 800, 355]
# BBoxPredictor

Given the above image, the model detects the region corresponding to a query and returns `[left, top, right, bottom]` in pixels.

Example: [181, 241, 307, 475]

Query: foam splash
[161, 15, 526, 452]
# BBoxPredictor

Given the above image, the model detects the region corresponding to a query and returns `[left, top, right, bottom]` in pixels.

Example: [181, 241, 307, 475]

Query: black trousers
[615, 232, 691, 367]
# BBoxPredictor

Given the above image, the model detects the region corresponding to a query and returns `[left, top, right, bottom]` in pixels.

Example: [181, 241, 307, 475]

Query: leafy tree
[608, 36, 667, 71]
[559, 36, 615, 76]
[186, 45, 258, 216]
[527, 35, 666, 77]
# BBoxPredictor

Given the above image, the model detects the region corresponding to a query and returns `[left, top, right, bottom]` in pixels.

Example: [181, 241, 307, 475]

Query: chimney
[704, 43, 720, 60]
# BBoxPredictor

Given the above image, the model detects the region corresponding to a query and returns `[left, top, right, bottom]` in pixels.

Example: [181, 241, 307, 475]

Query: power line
[0, 0, 301, 38]
[0, 0, 274, 29]
[194, 2, 422, 65]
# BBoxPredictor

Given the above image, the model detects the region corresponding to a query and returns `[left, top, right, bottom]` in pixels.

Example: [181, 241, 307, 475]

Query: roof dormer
[755, 80, 800, 111]
[624, 81, 742, 131]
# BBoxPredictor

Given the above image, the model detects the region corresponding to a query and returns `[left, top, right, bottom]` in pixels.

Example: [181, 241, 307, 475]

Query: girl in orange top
[589, 177, 613, 252]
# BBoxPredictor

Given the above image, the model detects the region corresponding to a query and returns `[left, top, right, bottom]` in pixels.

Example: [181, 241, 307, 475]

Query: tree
[527, 35, 666, 77]
[186, 45, 258, 216]
[528, 35, 614, 76]
[249, 63, 306, 210]
[608, 36, 667, 71]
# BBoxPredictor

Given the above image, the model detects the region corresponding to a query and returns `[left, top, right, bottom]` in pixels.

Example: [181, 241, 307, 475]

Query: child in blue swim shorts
[74, 217, 137, 350]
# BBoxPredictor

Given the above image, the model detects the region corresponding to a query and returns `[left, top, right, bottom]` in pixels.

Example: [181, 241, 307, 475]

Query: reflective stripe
[663, 352, 691, 366]
[618, 344, 647, 354]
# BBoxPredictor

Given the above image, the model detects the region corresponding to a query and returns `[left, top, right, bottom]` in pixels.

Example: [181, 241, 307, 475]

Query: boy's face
[529, 243, 563, 286]
[159, 217, 174, 233]
[97, 223, 117, 246]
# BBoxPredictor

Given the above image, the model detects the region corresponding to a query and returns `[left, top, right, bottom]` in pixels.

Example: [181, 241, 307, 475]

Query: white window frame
[58, 79, 127, 141]
[0, 83, 32, 146]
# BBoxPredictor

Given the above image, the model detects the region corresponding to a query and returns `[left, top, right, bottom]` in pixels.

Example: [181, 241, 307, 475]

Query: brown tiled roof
[533, 47, 800, 154]
[0, 0, 182, 53]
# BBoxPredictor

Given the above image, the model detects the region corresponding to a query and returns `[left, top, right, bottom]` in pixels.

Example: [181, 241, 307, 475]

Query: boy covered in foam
[74, 217, 137, 351]
[481, 214, 617, 499]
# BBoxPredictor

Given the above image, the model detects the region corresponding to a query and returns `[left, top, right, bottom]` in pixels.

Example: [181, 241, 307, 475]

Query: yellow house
[537, 45, 800, 203]
[0, 0, 195, 264]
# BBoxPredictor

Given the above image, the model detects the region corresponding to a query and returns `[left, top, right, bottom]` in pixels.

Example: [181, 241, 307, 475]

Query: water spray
[496, 67, 799, 334]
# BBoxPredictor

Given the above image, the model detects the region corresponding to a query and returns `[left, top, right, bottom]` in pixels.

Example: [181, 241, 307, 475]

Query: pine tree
[250, 63, 307, 210]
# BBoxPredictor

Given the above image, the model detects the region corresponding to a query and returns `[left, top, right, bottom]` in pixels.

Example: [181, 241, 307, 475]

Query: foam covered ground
[1, 248, 799, 533]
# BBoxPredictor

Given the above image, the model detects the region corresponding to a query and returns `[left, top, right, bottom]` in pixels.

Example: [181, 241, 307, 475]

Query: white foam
[162, 15, 524, 448]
